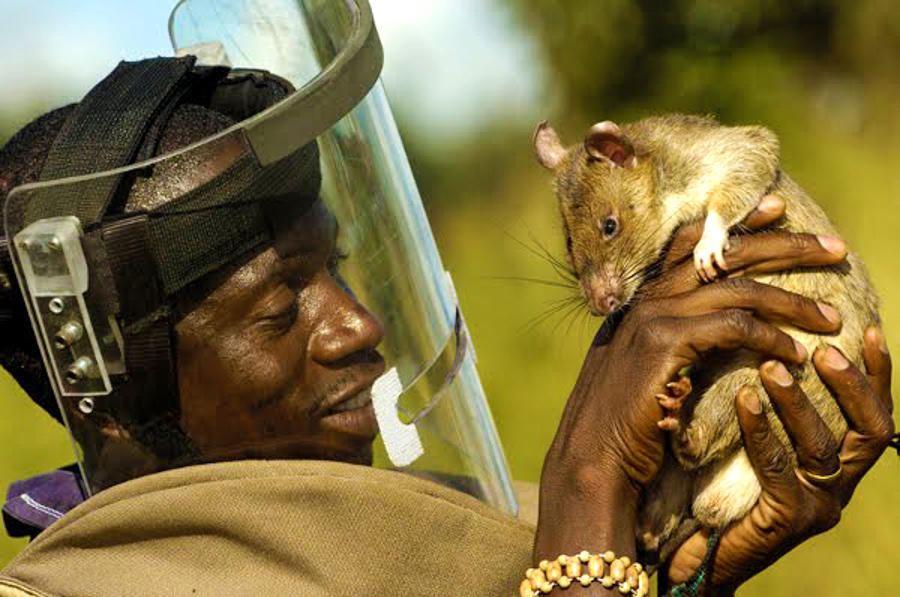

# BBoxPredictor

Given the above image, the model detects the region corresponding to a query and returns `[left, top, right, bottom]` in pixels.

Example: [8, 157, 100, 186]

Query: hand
[667, 327, 894, 591]
[534, 195, 847, 564]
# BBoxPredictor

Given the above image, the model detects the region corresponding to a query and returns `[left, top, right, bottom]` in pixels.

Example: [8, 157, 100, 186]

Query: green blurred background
[1, 1, 898, 594]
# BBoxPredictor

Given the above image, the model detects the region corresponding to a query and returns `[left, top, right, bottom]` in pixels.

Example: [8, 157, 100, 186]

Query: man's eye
[266, 301, 299, 334]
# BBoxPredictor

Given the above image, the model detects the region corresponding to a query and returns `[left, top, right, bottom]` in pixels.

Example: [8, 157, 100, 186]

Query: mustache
[309, 348, 385, 413]
[247, 349, 384, 414]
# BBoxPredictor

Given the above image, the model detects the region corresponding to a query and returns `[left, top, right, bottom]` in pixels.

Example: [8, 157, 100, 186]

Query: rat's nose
[583, 272, 622, 316]
[603, 295, 620, 314]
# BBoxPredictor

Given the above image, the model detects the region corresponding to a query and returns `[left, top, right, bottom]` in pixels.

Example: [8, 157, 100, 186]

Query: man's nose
[308, 279, 384, 364]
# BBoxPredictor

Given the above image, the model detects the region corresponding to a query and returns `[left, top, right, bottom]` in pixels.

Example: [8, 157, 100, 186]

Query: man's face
[174, 198, 385, 465]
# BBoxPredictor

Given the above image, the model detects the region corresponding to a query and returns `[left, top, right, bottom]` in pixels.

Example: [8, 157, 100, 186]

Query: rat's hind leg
[671, 362, 752, 470]
[657, 375, 692, 431]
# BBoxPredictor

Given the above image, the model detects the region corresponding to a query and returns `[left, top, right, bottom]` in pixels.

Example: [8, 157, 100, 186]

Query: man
[0, 1, 893, 594]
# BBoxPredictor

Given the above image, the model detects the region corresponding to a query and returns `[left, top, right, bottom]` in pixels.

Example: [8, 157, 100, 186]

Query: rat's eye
[602, 216, 619, 239]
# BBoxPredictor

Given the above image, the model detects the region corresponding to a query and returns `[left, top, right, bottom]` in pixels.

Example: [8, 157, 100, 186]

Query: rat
[533, 114, 880, 555]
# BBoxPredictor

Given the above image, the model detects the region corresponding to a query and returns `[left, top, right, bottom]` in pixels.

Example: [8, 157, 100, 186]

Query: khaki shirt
[0, 460, 535, 596]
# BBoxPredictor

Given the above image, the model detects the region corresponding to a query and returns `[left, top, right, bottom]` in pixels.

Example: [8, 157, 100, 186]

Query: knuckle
[841, 370, 873, 401]
[635, 319, 667, 352]
[787, 290, 813, 314]
[766, 448, 791, 476]
[722, 308, 753, 335]
[726, 234, 746, 256]
[803, 447, 840, 474]
[870, 416, 895, 448]
[788, 232, 813, 254]
[754, 434, 791, 475]
[721, 277, 756, 298]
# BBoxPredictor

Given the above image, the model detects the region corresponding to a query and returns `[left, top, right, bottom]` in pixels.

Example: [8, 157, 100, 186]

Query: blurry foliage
[504, 0, 900, 127]
[2, 3, 900, 592]
[405, 3, 900, 595]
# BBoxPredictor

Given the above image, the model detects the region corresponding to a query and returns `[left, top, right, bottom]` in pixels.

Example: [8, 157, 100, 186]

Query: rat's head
[534, 120, 661, 316]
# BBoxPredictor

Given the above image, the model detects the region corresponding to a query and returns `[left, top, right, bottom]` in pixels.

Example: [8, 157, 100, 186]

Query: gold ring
[798, 464, 842, 483]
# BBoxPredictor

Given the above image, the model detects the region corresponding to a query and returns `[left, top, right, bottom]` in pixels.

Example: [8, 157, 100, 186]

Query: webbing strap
[146, 141, 320, 297]
[29, 57, 197, 226]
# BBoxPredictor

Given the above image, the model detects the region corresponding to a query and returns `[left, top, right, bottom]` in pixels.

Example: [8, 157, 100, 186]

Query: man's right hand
[534, 195, 851, 569]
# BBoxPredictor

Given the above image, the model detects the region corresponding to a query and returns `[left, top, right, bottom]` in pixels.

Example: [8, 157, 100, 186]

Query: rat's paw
[693, 224, 731, 281]
[657, 375, 692, 431]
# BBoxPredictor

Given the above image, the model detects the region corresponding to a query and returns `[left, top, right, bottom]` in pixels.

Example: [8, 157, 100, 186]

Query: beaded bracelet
[520, 551, 650, 596]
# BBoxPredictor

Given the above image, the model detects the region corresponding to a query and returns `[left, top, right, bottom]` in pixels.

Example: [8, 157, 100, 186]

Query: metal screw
[49, 297, 65, 314]
[65, 356, 93, 385]
[0, 271, 10, 291]
[78, 398, 94, 414]
[47, 237, 62, 251]
[54, 320, 84, 349]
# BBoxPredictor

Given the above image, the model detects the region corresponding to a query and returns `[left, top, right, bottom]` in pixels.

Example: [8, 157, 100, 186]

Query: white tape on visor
[371, 366, 424, 466]
[370, 307, 469, 467]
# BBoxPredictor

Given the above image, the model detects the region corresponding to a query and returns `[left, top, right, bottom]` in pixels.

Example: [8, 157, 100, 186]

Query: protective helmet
[1, 0, 516, 513]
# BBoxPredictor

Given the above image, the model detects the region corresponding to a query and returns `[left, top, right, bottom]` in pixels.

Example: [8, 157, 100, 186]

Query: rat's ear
[534, 121, 568, 170]
[584, 121, 636, 168]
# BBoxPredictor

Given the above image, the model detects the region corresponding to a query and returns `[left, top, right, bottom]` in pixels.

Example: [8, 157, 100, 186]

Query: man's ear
[584, 121, 636, 168]
[533, 121, 568, 170]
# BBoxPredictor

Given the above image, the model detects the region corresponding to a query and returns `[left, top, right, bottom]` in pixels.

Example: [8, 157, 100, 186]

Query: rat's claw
[713, 248, 727, 272]
[666, 376, 692, 398]
[656, 395, 682, 410]
[694, 250, 713, 282]
[695, 213, 730, 281]
[658, 417, 680, 431]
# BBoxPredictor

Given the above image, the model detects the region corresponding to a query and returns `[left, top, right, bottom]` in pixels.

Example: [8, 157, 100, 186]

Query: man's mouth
[319, 380, 380, 442]
[325, 387, 372, 414]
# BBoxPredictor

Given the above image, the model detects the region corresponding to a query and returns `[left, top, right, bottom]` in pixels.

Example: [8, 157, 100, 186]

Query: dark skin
[127, 139, 891, 590]
[175, 197, 386, 466]
[534, 195, 894, 593]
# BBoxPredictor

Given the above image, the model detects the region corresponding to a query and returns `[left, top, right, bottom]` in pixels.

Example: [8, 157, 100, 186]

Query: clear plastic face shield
[3, 0, 516, 512]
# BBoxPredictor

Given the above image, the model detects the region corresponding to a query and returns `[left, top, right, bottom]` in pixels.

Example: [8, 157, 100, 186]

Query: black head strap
[29, 57, 199, 227]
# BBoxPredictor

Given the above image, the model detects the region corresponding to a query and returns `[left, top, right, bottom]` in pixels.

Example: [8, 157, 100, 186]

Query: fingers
[735, 388, 795, 499]
[663, 309, 808, 366]
[648, 230, 846, 297]
[759, 361, 840, 477]
[659, 278, 841, 333]
[812, 344, 895, 493]
[665, 195, 785, 269]
[724, 232, 847, 277]
[863, 326, 893, 413]
[815, 345, 893, 443]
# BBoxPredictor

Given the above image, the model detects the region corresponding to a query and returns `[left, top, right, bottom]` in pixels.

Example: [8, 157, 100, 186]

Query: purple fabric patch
[3, 469, 85, 537]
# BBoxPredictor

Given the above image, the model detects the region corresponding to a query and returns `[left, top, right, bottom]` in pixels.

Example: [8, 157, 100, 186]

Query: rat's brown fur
[534, 114, 879, 554]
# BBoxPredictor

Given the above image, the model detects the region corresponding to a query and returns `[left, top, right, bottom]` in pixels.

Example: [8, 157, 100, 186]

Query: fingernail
[817, 302, 841, 325]
[824, 345, 849, 370]
[758, 195, 783, 214]
[794, 339, 808, 361]
[744, 390, 762, 415]
[816, 235, 847, 257]
[765, 360, 794, 387]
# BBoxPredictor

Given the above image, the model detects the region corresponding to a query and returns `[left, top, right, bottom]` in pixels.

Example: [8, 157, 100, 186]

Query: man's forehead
[214, 199, 337, 294]
[269, 198, 337, 260]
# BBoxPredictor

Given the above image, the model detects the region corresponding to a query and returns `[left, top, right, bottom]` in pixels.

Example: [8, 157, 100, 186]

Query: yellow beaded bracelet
[520, 551, 650, 596]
